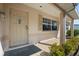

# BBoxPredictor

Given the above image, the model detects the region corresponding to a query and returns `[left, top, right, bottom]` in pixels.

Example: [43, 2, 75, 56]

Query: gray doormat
[4, 45, 41, 56]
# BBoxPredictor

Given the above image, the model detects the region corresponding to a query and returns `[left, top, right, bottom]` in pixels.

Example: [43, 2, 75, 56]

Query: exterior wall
[0, 4, 60, 51]
[28, 9, 59, 43]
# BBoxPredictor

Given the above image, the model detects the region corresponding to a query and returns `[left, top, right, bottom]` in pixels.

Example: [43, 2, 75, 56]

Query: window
[52, 21, 57, 30]
[42, 18, 57, 31]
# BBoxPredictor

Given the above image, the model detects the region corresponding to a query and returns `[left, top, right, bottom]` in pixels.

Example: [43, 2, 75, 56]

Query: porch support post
[60, 12, 66, 45]
[71, 19, 74, 39]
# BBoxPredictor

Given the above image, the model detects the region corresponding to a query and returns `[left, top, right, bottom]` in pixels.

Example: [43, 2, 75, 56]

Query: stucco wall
[0, 4, 60, 51]
[28, 9, 58, 43]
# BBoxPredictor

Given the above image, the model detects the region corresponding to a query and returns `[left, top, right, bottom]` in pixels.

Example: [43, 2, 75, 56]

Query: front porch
[0, 3, 79, 56]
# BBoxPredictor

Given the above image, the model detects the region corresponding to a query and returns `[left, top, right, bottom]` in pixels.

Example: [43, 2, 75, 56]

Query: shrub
[62, 39, 76, 55]
[74, 29, 79, 36]
[49, 43, 65, 56]
[73, 37, 79, 45]
[66, 30, 71, 36]
[49, 37, 79, 56]
[66, 29, 79, 36]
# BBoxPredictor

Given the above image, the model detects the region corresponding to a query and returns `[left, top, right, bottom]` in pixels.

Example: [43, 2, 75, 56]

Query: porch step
[39, 42, 52, 46]
[39, 38, 60, 46]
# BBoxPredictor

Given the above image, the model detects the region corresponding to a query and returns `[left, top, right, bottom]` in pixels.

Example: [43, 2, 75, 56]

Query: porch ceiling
[24, 3, 61, 19]
[24, 3, 78, 20]
[54, 3, 78, 19]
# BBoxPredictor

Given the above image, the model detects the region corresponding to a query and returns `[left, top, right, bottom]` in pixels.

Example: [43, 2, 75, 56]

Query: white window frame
[42, 18, 57, 31]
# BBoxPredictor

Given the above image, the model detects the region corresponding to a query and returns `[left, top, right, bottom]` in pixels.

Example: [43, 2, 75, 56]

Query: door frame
[9, 8, 29, 48]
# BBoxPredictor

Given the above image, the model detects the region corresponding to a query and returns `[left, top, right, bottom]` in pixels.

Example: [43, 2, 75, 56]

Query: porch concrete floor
[31, 38, 60, 56]
[4, 38, 59, 56]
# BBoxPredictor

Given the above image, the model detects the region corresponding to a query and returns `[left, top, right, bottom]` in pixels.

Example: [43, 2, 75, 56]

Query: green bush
[49, 37, 79, 56]
[49, 43, 65, 56]
[73, 37, 79, 46]
[74, 30, 79, 36]
[66, 30, 71, 36]
[62, 39, 77, 55]
[66, 29, 79, 36]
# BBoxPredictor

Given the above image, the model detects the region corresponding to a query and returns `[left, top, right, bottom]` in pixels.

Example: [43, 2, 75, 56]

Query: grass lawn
[75, 35, 79, 38]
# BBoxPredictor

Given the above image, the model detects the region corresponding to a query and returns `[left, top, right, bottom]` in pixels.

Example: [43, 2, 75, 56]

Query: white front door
[10, 9, 28, 47]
